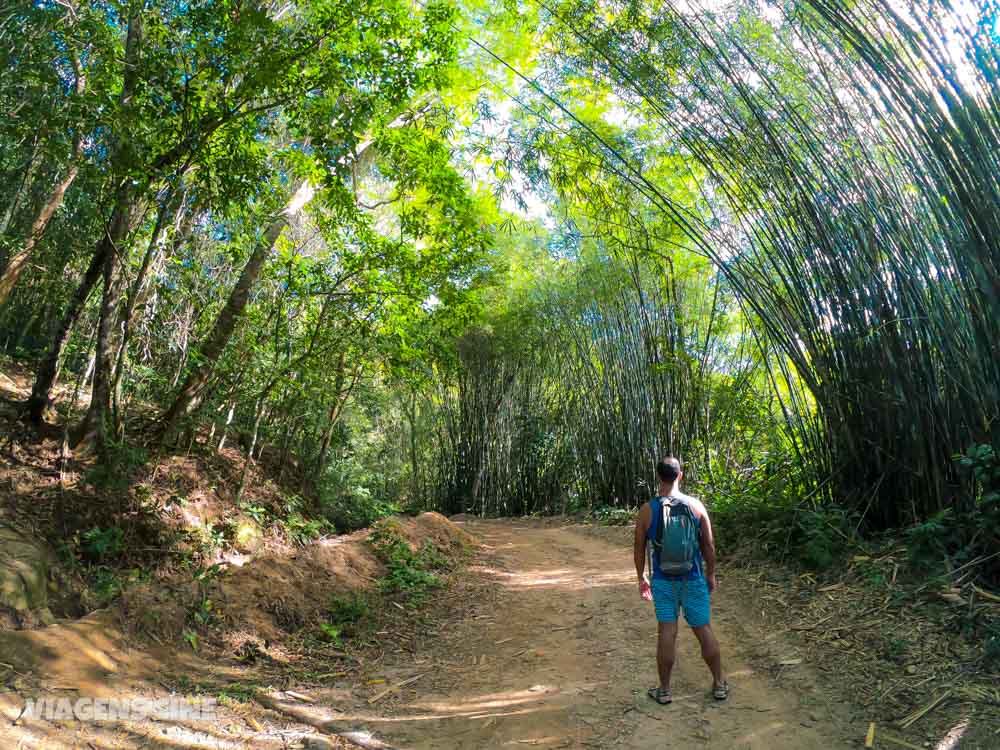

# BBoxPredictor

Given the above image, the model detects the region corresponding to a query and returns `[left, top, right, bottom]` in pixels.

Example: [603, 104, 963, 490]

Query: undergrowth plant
[84, 437, 148, 495]
[706, 458, 855, 571]
[369, 519, 449, 601]
[904, 445, 1000, 580]
[590, 506, 636, 526]
[318, 591, 373, 645]
[80, 526, 125, 563]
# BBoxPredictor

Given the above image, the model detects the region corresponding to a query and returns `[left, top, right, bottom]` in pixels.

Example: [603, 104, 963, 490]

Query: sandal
[713, 681, 730, 701]
[647, 686, 672, 705]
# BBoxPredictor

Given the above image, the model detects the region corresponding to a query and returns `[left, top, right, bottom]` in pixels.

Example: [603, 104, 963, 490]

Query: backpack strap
[653, 496, 666, 547]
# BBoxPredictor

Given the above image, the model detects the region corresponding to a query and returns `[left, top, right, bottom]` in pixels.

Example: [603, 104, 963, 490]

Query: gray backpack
[653, 496, 699, 576]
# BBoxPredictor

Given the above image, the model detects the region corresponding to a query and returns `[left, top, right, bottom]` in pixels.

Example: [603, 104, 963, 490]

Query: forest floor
[3, 516, 997, 749]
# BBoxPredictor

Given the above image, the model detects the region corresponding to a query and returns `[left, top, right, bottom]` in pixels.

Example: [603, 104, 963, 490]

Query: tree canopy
[1, 0, 997, 574]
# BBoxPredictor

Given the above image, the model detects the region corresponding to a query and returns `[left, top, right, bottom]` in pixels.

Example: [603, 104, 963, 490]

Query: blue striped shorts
[651, 575, 711, 628]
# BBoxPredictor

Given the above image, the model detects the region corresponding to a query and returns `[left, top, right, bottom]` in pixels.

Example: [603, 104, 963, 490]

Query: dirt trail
[0, 519, 864, 749]
[321, 519, 856, 750]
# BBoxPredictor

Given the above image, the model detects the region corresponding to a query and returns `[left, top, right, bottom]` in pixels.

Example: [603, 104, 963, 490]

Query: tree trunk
[77, 196, 133, 446]
[408, 393, 420, 503]
[0, 139, 41, 242]
[0, 162, 81, 308]
[236, 397, 266, 504]
[25, 244, 106, 422]
[0, 35, 87, 307]
[315, 352, 348, 475]
[74, 7, 144, 448]
[110, 188, 184, 420]
[158, 180, 313, 440]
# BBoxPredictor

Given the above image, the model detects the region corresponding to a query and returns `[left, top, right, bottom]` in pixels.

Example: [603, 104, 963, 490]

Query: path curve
[335, 519, 853, 749]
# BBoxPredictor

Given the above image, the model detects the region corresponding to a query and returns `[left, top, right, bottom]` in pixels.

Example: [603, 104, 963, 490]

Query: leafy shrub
[85, 565, 127, 607]
[81, 526, 125, 562]
[240, 503, 269, 525]
[792, 506, 852, 571]
[590, 506, 635, 526]
[370, 520, 447, 598]
[187, 564, 222, 633]
[984, 622, 1000, 671]
[880, 636, 909, 664]
[904, 509, 959, 574]
[217, 683, 259, 704]
[267, 494, 333, 545]
[316, 453, 400, 532]
[900, 444, 1000, 580]
[189, 522, 227, 558]
[328, 591, 370, 627]
[85, 436, 148, 494]
[710, 485, 853, 571]
[320, 591, 372, 642]
[317, 622, 343, 645]
[282, 512, 329, 545]
[956, 443, 1000, 558]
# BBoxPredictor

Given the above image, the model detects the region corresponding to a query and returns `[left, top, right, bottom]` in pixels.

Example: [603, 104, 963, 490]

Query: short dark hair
[656, 456, 681, 483]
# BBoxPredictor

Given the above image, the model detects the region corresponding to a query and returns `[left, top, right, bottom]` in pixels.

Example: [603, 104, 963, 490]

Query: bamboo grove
[0, 1, 997, 566]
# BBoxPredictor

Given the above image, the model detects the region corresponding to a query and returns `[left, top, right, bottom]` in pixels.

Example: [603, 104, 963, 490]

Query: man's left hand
[639, 579, 652, 602]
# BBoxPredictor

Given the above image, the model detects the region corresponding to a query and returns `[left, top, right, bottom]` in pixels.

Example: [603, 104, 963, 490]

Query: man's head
[656, 456, 682, 485]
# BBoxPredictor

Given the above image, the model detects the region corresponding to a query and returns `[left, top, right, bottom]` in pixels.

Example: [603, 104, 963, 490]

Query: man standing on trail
[633, 456, 728, 704]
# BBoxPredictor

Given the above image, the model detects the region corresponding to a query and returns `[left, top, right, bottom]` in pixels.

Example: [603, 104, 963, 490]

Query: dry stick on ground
[898, 689, 953, 730]
[880, 734, 926, 750]
[367, 673, 426, 705]
[864, 722, 876, 747]
[914, 553, 1000, 595]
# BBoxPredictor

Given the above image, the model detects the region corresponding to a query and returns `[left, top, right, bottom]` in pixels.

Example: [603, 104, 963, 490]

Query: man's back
[646, 492, 706, 581]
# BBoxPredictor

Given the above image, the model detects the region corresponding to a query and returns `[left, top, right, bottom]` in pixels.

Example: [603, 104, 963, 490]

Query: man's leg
[691, 624, 724, 687]
[650, 578, 680, 697]
[657, 621, 678, 689]
[683, 576, 726, 691]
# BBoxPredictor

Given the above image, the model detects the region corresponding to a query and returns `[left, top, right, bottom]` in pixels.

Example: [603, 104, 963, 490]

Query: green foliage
[370, 520, 448, 599]
[318, 458, 400, 532]
[899, 444, 1000, 579]
[984, 622, 1000, 671]
[188, 563, 222, 633]
[282, 512, 329, 545]
[84, 438, 148, 495]
[278, 494, 333, 544]
[956, 443, 1000, 538]
[189, 522, 227, 558]
[190, 596, 215, 629]
[708, 460, 854, 571]
[80, 526, 125, 563]
[328, 592, 371, 628]
[879, 636, 909, 665]
[6, 0, 1000, 613]
[853, 557, 887, 588]
[904, 510, 958, 575]
[792, 507, 853, 572]
[590, 506, 636, 526]
[85, 565, 128, 608]
[321, 586, 373, 646]
[240, 503, 269, 525]
[317, 622, 343, 646]
[217, 683, 259, 705]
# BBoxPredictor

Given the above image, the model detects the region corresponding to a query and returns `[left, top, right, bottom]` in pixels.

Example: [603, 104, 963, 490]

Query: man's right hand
[707, 573, 717, 593]
[639, 579, 652, 602]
